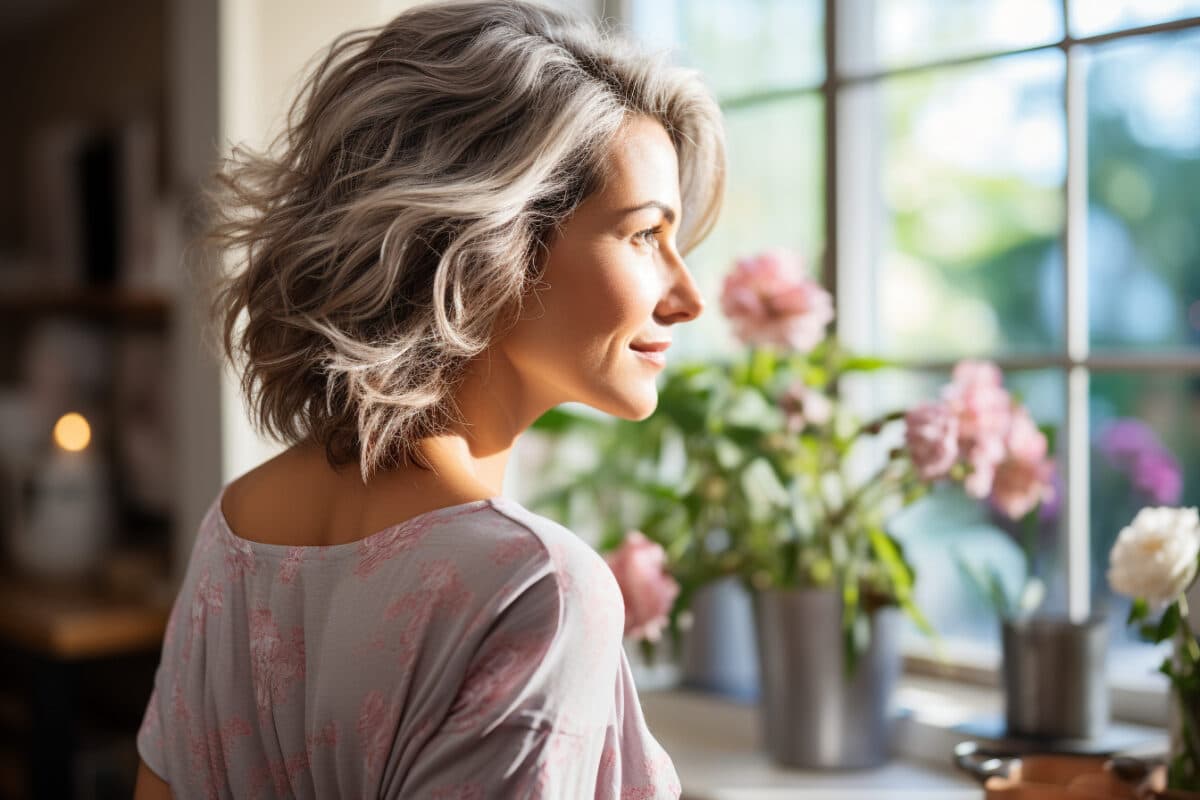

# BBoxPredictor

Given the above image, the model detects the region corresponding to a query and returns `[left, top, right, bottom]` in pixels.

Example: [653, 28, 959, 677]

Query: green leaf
[748, 347, 778, 388]
[714, 437, 744, 470]
[953, 551, 1012, 618]
[741, 458, 789, 523]
[1127, 597, 1150, 626]
[723, 387, 783, 431]
[868, 528, 912, 590]
[843, 581, 862, 677]
[869, 527, 934, 637]
[1153, 602, 1182, 644]
[839, 355, 893, 372]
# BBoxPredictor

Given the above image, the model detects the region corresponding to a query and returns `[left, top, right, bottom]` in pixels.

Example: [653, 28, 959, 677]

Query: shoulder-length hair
[208, 0, 725, 481]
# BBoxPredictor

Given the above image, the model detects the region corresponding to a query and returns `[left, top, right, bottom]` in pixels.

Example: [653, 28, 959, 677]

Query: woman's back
[137, 473, 680, 797]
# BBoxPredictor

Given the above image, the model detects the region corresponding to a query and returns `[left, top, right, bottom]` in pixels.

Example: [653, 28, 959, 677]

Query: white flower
[1108, 507, 1200, 609]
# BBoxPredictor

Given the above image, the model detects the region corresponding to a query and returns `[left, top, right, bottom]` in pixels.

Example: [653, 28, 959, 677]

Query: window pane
[843, 368, 1066, 654]
[679, 96, 824, 360]
[1071, 0, 1200, 37]
[1087, 30, 1200, 352]
[1090, 372, 1200, 684]
[842, 52, 1065, 358]
[840, 0, 1063, 76]
[630, 0, 824, 100]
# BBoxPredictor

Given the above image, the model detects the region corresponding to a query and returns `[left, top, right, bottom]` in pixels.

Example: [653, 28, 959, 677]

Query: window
[625, 0, 1200, 687]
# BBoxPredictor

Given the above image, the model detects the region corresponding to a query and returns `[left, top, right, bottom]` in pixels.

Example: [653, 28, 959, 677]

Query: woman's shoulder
[484, 500, 623, 613]
[485, 500, 613, 577]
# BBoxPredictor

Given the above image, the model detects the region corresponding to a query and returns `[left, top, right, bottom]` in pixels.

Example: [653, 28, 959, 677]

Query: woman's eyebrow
[620, 201, 677, 224]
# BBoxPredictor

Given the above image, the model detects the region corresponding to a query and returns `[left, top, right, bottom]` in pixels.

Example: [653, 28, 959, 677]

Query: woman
[134, 0, 724, 796]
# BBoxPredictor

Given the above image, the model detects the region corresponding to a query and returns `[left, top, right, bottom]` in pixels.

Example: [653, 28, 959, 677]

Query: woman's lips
[632, 348, 666, 366]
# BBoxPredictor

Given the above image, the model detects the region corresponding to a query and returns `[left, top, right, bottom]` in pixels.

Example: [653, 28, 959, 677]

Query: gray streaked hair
[207, 0, 726, 481]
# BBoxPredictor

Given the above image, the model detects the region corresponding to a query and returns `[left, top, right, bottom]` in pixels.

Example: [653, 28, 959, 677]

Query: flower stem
[846, 410, 908, 441]
[1180, 594, 1200, 664]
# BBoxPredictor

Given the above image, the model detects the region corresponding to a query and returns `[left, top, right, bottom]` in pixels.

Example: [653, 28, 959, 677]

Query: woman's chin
[612, 388, 659, 421]
[583, 385, 658, 422]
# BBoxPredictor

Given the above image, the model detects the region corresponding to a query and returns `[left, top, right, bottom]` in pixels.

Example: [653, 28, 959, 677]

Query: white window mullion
[1064, 39, 1091, 622]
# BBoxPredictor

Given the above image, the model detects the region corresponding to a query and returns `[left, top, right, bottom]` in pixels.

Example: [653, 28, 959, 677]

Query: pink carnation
[720, 250, 834, 352]
[904, 402, 960, 480]
[603, 531, 679, 643]
[943, 360, 1013, 496]
[989, 407, 1056, 520]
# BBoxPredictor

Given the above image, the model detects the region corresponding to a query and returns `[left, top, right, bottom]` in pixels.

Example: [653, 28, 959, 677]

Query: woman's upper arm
[134, 757, 172, 800]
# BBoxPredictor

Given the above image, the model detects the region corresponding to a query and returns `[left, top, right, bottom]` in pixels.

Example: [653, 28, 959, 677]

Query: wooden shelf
[0, 573, 169, 661]
[0, 287, 172, 325]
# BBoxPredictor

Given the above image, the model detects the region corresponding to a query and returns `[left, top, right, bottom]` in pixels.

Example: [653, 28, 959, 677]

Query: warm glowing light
[53, 413, 91, 452]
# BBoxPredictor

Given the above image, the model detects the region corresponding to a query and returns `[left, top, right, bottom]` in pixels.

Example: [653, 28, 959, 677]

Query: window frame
[615, 0, 1200, 715]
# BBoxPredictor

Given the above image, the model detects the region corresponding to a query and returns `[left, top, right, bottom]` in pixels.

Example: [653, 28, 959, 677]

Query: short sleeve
[136, 683, 168, 780]
[396, 547, 680, 799]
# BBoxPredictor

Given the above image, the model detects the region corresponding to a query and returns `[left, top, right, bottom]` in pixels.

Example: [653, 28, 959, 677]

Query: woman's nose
[654, 255, 705, 325]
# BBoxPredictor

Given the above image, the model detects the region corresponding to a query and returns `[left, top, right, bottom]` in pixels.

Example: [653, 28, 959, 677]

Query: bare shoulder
[222, 443, 498, 547]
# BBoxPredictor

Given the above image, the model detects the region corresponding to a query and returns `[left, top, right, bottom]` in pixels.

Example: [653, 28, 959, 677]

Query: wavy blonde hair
[208, 0, 725, 481]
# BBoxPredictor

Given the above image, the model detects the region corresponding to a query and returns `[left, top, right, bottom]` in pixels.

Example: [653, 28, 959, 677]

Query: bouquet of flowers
[534, 249, 1055, 665]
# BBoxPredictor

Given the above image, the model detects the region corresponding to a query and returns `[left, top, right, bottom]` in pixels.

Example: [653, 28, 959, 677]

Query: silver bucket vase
[680, 576, 761, 701]
[753, 587, 901, 769]
[1001, 615, 1108, 740]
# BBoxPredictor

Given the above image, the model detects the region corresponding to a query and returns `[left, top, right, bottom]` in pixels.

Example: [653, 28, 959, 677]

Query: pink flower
[780, 381, 834, 434]
[989, 408, 1056, 520]
[1005, 407, 1048, 462]
[905, 402, 960, 480]
[943, 360, 1013, 495]
[603, 531, 679, 643]
[964, 453, 998, 499]
[720, 250, 834, 352]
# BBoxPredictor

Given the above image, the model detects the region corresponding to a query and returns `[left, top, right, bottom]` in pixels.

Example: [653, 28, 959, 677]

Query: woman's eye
[634, 227, 663, 248]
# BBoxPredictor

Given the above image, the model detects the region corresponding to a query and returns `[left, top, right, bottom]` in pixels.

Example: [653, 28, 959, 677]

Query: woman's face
[497, 115, 705, 421]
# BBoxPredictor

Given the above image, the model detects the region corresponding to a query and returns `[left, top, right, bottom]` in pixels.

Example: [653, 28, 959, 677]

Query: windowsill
[902, 641, 1173, 728]
[639, 673, 1167, 800]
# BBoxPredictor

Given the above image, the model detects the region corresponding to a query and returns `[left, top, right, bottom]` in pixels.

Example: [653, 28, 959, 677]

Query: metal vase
[680, 576, 761, 701]
[1001, 615, 1109, 740]
[752, 587, 901, 769]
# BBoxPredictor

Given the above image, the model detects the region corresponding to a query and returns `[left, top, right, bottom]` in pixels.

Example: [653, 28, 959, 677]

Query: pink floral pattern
[246, 721, 339, 799]
[442, 628, 550, 734]
[490, 533, 543, 567]
[357, 689, 400, 781]
[249, 607, 306, 719]
[277, 547, 305, 584]
[354, 505, 486, 580]
[223, 532, 258, 580]
[135, 493, 680, 798]
[182, 567, 224, 661]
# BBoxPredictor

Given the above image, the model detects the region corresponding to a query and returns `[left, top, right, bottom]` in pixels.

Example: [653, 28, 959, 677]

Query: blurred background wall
[0, 1, 599, 796]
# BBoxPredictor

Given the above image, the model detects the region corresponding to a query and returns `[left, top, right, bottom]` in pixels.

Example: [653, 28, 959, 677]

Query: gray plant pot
[680, 576, 761, 701]
[752, 587, 901, 769]
[1001, 615, 1109, 740]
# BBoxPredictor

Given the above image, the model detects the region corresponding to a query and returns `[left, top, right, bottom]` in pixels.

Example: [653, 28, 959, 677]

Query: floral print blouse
[136, 490, 681, 798]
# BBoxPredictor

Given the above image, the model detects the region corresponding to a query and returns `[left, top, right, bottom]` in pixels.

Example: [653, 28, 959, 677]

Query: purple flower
[1131, 449, 1184, 505]
[1097, 419, 1161, 465]
[1039, 468, 1064, 522]
[1095, 418, 1184, 505]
